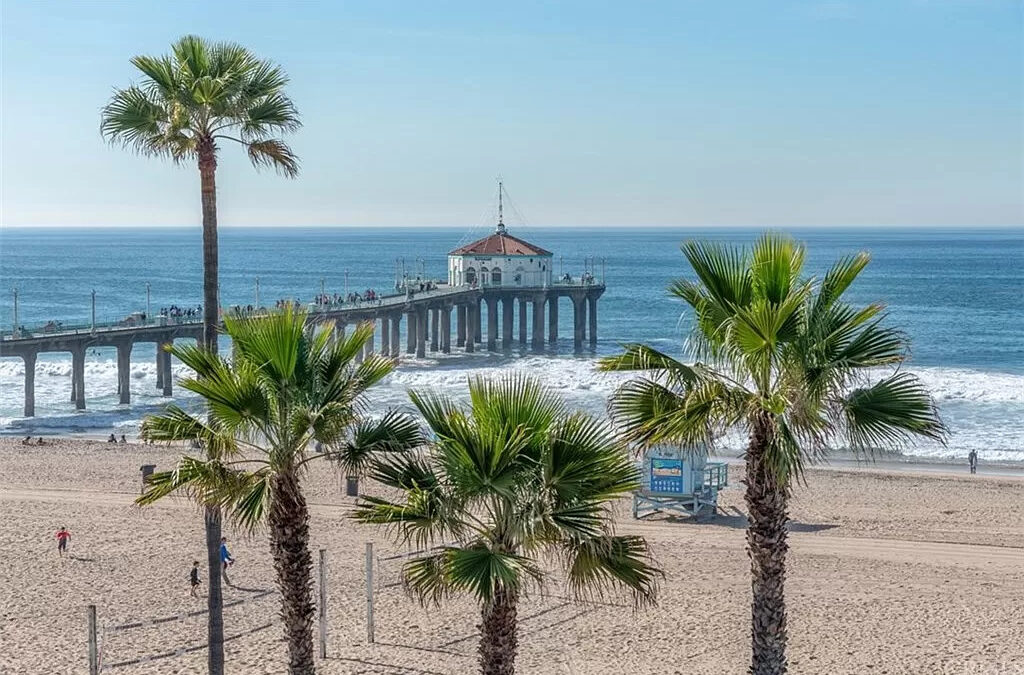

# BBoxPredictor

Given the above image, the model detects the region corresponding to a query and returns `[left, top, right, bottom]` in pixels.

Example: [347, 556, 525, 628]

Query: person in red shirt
[56, 527, 71, 557]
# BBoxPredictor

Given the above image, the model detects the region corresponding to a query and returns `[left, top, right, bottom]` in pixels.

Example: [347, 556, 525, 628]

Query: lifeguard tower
[633, 445, 729, 519]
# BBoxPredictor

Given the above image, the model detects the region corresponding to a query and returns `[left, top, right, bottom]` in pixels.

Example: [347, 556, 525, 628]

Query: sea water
[1, 226, 1021, 461]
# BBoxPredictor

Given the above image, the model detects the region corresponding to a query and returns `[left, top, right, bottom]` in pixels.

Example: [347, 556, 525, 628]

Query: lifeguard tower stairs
[633, 446, 729, 519]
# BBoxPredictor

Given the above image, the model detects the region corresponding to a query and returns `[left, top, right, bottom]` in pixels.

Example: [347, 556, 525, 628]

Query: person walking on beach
[189, 561, 201, 597]
[968, 449, 978, 475]
[55, 527, 71, 558]
[219, 537, 235, 586]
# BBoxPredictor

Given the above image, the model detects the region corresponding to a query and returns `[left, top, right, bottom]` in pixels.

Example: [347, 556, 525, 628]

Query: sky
[0, 0, 1021, 228]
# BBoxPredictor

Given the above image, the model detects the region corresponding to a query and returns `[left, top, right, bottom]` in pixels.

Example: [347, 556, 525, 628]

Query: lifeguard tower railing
[633, 454, 729, 519]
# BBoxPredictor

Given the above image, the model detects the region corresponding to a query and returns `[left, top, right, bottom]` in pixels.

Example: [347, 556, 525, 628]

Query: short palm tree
[138, 307, 420, 675]
[599, 234, 945, 675]
[103, 35, 300, 674]
[356, 375, 661, 675]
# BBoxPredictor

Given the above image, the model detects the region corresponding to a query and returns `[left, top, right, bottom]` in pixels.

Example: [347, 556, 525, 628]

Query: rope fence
[77, 543, 617, 672]
[89, 588, 276, 673]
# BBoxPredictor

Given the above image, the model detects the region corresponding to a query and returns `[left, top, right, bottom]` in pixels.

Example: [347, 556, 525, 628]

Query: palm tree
[102, 35, 300, 673]
[599, 234, 945, 675]
[138, 307, 420, 675]
[355, 375, 661, 675]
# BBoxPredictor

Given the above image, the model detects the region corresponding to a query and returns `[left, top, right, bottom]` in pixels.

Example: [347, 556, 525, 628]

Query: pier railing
[2, 279, 603, 342]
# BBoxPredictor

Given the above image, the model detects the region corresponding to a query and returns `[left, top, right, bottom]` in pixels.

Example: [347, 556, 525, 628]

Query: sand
[1, 437, 1022, 674]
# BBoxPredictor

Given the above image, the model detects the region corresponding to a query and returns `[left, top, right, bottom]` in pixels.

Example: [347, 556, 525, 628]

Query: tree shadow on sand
[656, 513, 839, 533]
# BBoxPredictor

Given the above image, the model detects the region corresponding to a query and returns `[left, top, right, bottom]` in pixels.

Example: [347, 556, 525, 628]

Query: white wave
[3, 353, 1022, 462]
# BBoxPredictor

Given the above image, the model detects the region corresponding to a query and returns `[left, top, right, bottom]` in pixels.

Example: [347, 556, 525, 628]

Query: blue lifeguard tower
[633, 446, 729, 519]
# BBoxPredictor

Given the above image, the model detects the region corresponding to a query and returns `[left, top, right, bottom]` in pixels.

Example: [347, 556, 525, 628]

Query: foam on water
[3, 352, 1022, 461]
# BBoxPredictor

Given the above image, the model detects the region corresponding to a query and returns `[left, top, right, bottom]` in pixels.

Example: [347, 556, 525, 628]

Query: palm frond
[597, 343, 705, 389]
[681, 239, 752, 309]
[564, 535, 661, 609]
[136, 455, 244, 510]
[810, 251, 871, 322]
[842, 373, 946, 453]
[245, 138, 300, 177]
[327, 411, 423, 475]
[434, 544, 543, 605]
[140, 405, 239, 460]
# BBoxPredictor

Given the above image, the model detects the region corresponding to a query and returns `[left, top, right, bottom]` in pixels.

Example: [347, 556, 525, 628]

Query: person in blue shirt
[219, 537, 235, 586]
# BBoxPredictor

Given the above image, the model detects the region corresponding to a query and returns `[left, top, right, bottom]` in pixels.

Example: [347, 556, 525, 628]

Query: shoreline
[8, 430, 1024, 477]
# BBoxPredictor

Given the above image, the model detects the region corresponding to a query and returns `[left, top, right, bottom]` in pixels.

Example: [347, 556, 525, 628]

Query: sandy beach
[1, 436, 1022, 675]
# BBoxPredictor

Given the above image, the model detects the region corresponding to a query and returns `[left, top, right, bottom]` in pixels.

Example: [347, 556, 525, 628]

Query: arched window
[480, 266, 489, 286]
[514, 266, 524, 286]
[465, 266, 477, 286]
[491, 267, 502, 286]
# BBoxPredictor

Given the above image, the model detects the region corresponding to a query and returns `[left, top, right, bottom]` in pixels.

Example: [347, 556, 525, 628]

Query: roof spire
[496, 177, 506, 234]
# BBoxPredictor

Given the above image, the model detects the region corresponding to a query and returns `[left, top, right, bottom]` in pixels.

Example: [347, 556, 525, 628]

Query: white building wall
[448, 254, 553, 287]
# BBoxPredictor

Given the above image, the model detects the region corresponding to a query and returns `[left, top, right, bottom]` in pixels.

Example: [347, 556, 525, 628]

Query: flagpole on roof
[496, 177, 505, 234]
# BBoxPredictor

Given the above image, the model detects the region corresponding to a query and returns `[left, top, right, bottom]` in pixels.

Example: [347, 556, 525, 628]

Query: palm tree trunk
[270, 471, 316, 675]
[745, 417, 789, 675]
[198, 137, 219, 354]
[478, 588, 518, 675]
[198, 137, 225, 675]
[205, 505, 225, 675]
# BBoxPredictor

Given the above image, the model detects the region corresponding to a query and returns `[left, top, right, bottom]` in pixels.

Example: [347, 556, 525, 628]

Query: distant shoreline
[8, 429, 1023, 477]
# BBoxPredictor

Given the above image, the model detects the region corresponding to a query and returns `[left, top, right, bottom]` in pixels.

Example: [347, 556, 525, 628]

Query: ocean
[1, 226, 1022, 461]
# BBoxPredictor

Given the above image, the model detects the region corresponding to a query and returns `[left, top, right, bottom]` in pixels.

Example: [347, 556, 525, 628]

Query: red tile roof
[450, 231, 552, 256]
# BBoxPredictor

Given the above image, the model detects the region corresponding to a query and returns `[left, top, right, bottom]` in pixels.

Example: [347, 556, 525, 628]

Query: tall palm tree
[356, 375, 661, 675]
[102, 35, 300, 673]
[138, 307, 420, 675]
[599, 234, 945, 675]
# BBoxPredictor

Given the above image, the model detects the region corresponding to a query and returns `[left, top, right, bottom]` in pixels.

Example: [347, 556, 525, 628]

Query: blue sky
[1, 0, 1021, 227]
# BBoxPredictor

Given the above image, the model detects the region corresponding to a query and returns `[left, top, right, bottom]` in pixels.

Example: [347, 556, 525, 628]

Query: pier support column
[155, 345, 164, 391]
[406, 310, 416, 354]
[71, 353, 80, 402]
[548, 295, 558, 345]
[441, 307, 452, 354]
[365, 323, 374, 357]
[587, 296, 598, 348]
[518, 298, 528, 345]
[456, 305, 466, 347]
[465, 303, 477, 353]
[573, 297, 586, 353]
[390, 314, 401, 360]
[486, 298, 498, 351]
[532, 297, 545, 350]
[335, 322, 347, 343]
[160, 343, 173, 397]
[474, 298, 483, 344]
[72, 347, 86, 410]
[430, 309, 439, 352]
[502, 297, 514, 349]
[416, 310, 427, 358]
[117, 342, 132, 405]
[23, 351, 37, 418]
[380, 316, 390, 356]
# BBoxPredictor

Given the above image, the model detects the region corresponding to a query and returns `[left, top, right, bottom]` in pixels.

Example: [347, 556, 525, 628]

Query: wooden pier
[1, 281, 604, 417]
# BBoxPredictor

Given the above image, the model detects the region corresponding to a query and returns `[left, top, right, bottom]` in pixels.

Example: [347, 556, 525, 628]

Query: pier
[3, 187, 606, 418]
[2, 280, 604, 418]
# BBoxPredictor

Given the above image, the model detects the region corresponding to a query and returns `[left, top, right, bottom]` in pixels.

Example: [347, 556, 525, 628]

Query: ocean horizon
[2, 225, 1022, 461]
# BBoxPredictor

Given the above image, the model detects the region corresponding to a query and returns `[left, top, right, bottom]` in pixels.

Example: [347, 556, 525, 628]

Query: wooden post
[87, 604, 99, 675]
[365, 542, 375, 643]
[319, 548, 328, 659]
